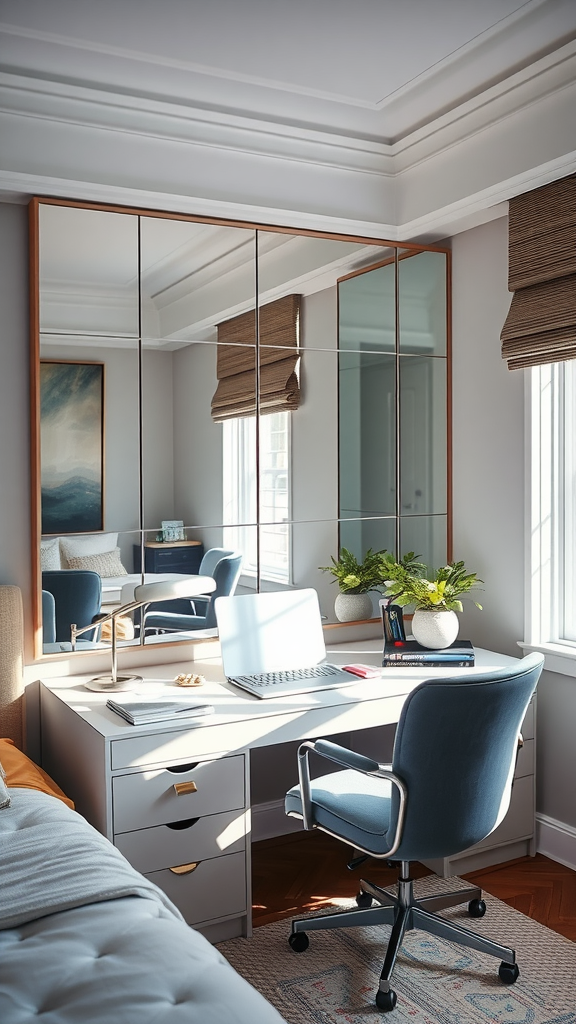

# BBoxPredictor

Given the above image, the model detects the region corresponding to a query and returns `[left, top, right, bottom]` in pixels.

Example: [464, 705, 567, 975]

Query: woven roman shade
[501, 174, 576, 370]
[211, 294, 301, 421]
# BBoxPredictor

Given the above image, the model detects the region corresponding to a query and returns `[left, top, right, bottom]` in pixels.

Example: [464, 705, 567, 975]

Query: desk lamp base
[84, 673, 142, 692]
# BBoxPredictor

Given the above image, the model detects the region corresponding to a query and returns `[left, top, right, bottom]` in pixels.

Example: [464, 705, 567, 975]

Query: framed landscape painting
[40, 361, 104, 534]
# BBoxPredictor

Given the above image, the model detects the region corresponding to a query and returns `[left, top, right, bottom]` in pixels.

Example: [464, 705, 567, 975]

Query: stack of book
[382, 639, 475, 668]
[106, 699, 215, 726]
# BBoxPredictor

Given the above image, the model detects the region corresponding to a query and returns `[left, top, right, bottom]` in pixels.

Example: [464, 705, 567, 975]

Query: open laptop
[214, 589, 358, 698]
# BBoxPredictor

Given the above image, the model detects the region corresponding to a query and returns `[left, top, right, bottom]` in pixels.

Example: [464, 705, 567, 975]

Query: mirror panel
[253, 518, 341, 616]
[400, 514, 449, 574]
[39, 204, 140, 340]
[399, 355, 447, 516]
[256, 229, 385, 351]
[38, 204, 141, 653]
[258, 344, 339, 527]
[338, 256, 396, 353]
[339, 350, 397, 521]
[399, 250, 447, 356]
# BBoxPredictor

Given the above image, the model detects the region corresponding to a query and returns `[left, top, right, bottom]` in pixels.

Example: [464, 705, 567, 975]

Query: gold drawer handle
[169, 862, 199, 875]
[173, 781, 197, 796]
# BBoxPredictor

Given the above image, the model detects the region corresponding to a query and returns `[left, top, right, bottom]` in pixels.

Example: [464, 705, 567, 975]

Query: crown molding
[5, 150, 576, 247]
[392, 39, 576, 170]
[0, 72, 393, 177]
[0, 170, 401, 240]
[1, 37, 575, 186]
[399, 150, 576, 242]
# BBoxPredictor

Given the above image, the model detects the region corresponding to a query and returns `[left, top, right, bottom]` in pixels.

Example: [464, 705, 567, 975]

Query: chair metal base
[290, 863, 517, 1007]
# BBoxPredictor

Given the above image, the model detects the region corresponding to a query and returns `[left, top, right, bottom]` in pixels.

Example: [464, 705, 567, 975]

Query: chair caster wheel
[468, 898, 486, 918]
[375, 988, 397, 1011]
[499, 961, 519, 984]
[356, 890, 373, 908]
[288, 931, 309, 953]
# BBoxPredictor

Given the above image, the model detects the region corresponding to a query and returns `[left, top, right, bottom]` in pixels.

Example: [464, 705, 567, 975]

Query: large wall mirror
[30, 199, 450, 659]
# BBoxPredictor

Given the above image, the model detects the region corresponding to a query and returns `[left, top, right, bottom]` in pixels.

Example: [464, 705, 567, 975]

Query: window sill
[518, 641, 576, 678]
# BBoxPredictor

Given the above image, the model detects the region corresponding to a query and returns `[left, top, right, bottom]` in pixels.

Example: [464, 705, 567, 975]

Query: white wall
[141, 349, 176, 532]
[0, 203, 31, 653]
[172, 341, 223, 535]
[451, 215, 576, 842]
[451, 216, 525, 655]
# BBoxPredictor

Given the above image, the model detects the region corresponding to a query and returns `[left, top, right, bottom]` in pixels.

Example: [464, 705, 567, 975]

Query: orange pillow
[0, 738, 74, 809]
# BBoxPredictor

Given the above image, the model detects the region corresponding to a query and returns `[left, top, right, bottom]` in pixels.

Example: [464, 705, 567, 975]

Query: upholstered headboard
[0, 585, 24, 749]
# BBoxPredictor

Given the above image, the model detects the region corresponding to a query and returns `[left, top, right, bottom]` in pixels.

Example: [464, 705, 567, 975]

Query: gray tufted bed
[0, 586, 285, 1024]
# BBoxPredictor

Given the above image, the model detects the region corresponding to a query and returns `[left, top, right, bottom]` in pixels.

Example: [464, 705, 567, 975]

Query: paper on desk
[106, 699, 215, 726]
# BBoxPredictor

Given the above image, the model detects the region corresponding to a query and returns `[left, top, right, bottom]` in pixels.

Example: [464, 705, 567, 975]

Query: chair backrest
[41, 590, 57, 644]
[142, 550, 243, 628]
[199, 547, 234, 577]
[41, 570, 102, 643]
[388, 652, 544, 863]
[201, 550, 243, 628]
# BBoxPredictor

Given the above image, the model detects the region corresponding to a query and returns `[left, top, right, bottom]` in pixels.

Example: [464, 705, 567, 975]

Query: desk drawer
[112, 754, 245, 832]
[115, 807, 248, 874]
[153, 548, 196, 569]
[146, 850, 246, 927]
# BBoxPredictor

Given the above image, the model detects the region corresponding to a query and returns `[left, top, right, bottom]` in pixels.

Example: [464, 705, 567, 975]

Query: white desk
[38, 641, 535, 943]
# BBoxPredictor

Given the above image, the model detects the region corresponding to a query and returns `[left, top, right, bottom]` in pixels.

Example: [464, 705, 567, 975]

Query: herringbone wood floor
[252, 831, 576, 941]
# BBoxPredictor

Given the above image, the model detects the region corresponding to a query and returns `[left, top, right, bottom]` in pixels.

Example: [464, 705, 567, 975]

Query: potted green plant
[319, 547, 385, 622]
[380, 552, 482, 648]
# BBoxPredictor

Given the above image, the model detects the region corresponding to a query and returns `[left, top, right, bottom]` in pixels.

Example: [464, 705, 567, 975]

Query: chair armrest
[314, 739, 379, 774]
[296, 739, 407, 859]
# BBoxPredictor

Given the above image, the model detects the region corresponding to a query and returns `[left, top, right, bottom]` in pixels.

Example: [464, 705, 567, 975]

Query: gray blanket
[0, 788, 183, 929]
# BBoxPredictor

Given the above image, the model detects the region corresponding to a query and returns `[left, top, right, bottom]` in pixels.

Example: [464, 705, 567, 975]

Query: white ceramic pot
[334, 592, 373, 623]
[411, 608, 459, 649]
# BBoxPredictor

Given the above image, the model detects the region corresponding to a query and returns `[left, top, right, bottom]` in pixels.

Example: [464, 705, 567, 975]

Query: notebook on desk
[214, 589, 357, 698]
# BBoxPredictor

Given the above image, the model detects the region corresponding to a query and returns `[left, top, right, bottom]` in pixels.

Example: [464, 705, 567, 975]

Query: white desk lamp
[71, 576, 217, 692]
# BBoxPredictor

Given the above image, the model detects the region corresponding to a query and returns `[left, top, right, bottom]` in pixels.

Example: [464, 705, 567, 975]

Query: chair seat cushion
[285, 770, 394, 855]
[145, 611, 206, 630]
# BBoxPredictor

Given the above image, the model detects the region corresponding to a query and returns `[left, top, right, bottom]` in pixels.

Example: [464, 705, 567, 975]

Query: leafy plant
[380, 552, 483, 613]
[319, 547, 387, 595]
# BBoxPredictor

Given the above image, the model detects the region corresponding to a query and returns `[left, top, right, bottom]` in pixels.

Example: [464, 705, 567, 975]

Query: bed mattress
[0, 790, 285, 1024]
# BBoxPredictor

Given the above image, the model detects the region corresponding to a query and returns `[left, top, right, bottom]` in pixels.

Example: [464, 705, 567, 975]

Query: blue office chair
[41, 570, 102, 644]
[285, 652, 544, 1012]
[143, 548, 242, 633]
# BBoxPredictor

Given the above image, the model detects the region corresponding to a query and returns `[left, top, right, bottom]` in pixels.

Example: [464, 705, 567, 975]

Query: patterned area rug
[218, 877, 576, 1023]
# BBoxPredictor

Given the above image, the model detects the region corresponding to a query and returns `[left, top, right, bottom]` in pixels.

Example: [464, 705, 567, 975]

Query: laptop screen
[215, 589, 327, 677]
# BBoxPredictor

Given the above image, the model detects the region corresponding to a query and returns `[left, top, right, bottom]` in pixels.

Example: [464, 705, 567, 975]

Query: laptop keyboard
[227, 662, 356, 699]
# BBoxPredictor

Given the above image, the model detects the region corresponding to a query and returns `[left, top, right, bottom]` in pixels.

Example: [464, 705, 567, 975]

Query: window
[528, 361, 576, 663]
[223, 411, 291, 585]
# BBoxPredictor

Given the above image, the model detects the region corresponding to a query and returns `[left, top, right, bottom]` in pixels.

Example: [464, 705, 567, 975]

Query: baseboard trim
[252, 798, 302, 843]
[536, 813, 576, 872]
